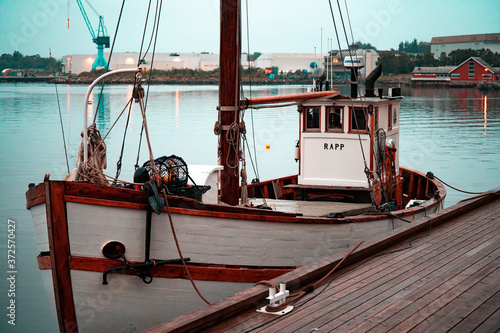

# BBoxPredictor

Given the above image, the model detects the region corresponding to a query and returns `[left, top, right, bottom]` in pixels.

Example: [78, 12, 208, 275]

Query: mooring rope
[255, 240, 364, 313]
[432, 174, 484, 195]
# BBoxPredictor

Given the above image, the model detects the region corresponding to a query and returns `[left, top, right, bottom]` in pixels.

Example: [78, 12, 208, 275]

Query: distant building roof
[452, 57, 499, 73]
[472, 57, 497, 73]
[431, 33, 500, 45]
[412, 66, 455, 74]
[329, 49, 378, 57]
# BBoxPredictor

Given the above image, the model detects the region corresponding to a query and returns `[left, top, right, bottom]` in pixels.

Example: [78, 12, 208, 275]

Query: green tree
[438, 52, 450, 66]
[247, 52, 262, 60]
[378, 50, 416, 74]
[354, 41, 377, 51]
[398, 39, 430, 54]
[422, 51, 436, 66]
[447, 49, 478, 66]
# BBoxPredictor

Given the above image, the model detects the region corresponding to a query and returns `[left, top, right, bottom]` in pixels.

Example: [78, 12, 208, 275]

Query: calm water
[0, 83, 499, 332]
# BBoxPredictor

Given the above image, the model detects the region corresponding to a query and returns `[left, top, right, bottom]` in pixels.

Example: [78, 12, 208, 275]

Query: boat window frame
[348, 106, 368, 134]
[325, 106, 344, 133]
[303, 106, 322, 132]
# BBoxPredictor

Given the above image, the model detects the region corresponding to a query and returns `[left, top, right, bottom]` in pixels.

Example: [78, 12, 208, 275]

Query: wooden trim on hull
[44, 176, 78, 333]
[36, 255, 294, 283]
[26, 167, 445, 225]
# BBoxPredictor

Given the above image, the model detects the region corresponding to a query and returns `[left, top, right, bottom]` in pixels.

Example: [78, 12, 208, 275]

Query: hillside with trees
[0, 51, 62, 73]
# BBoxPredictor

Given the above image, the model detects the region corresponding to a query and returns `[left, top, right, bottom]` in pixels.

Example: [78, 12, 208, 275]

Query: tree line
[0, 51, 62, 73]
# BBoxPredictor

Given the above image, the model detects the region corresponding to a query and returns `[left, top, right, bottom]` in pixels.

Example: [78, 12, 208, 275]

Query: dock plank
[348, 243, 500, 332]
[438, 284, 500, 332]
[471, 307, 500, 333]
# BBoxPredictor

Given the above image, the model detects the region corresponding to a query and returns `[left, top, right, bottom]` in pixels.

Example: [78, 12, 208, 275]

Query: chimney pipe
[350, 68, 358, 98]
[365, 63, 383, 97]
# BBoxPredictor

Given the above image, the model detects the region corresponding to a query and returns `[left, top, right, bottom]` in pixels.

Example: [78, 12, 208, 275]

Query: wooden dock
[145, 188, 500, 333]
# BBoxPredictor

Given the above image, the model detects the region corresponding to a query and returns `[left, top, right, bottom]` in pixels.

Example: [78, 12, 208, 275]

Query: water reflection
[175, 90, 180, 127]
[483, 95, 487, 140]
[90, 90, 111, 132]
[399, 86, 500, 206]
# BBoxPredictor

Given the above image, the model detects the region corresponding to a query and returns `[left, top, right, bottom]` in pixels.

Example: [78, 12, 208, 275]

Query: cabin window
[388, 104, 393, 131]
[304, 107, 321, 131]
[349, 107, 368, 133]
[326, 106, 343, 132]
[483, 73, 492, 79]
[451, 73, 460, 79]
[374, 107, 379, 131]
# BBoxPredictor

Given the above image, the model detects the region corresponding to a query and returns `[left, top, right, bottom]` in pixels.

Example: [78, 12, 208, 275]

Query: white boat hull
[28, 174, 444, 332]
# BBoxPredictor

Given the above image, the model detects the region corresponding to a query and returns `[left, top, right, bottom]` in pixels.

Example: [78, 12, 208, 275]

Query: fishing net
[142, 155, 210, 201]
[143, 155, 188, 188]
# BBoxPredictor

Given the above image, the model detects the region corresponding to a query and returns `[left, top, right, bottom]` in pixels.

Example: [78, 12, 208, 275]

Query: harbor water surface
[0, 83, 499, 332]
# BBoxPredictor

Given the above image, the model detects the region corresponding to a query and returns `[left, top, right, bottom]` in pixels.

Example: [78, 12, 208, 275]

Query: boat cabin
[297, 94, 401, 189]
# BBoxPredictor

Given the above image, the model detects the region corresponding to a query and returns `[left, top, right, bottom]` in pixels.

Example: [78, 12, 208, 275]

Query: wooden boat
[25, 1, 445, 332]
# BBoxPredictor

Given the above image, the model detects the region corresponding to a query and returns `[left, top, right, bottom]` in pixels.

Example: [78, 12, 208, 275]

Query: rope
[259, 241, 364, 313]
[75, 161, 142, 186]
[135, 0, 163, 168]
[51, 56, 70, 174]
[432, 174, 484, 195]
[343, 0, 356, 48]
[137, 0, 153, 66]
[130, 83, 210, 304]
[225, 122, 241, 170]
[136, 86, 156, 172]
[113, 98, 134, 182]
[161, 186, 211, 305]
[79, 92, 133, 185]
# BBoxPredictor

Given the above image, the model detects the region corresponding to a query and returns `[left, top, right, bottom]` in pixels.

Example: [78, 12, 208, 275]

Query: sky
[0, 0, 499, 59]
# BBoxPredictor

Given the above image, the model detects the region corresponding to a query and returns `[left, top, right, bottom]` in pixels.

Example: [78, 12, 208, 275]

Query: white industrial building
[324, 49, 379, 78]
[251, 53, 322, 73]
[62, 52, 224, 74]
[430, 33, 500, 59]
[62, 50, 378, 77]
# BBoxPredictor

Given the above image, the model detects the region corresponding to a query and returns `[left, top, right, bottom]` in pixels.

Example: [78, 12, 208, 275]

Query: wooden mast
[219, 0, 241, 205]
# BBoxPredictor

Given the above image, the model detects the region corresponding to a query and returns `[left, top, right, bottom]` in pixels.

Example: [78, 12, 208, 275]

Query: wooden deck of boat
[248, 198, 373, 217]
[145, 188, 500, 333]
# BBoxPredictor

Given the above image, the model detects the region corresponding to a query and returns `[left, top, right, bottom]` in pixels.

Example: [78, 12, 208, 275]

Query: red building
[412, 66, 454, 81]
[449, 57, 500, 81]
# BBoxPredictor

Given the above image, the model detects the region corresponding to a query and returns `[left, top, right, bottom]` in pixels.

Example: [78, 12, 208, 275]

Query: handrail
[83, 67, 142, 162]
